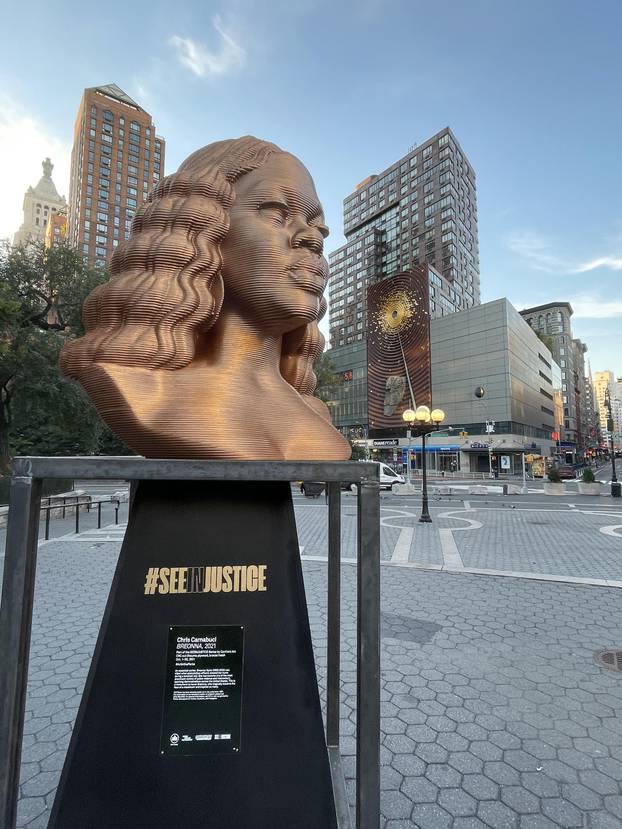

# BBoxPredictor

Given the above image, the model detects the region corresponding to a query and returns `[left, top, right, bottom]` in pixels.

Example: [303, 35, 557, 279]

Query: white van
[347, 461, 405, 491]
[376, 462, 406, 490]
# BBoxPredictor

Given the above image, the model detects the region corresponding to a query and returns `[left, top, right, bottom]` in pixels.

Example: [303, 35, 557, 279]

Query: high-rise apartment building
[68, 84, 165, 266]
[328, 127, 479, 349]
[519, 302, 590, 455]
[323, 128, 479, 434]
[583, 363, 601, 451]
[13, 158, 66, 247]
[593, 370, 622, 450]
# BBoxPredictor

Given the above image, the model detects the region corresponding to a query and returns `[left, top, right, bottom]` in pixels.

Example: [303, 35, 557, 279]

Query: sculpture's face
[220, 152, 329, 332]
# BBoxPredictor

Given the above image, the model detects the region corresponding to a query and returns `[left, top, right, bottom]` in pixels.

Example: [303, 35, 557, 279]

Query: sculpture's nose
[292, 222, 324, 256]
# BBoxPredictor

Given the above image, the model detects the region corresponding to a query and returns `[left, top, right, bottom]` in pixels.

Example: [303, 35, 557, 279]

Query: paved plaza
[2, 484, 622, 827]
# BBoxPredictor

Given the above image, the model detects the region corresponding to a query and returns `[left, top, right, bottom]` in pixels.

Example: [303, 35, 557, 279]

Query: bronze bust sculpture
[61, 137, 350, 460]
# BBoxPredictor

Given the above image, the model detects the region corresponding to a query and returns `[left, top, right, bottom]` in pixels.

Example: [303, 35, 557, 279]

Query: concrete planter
[577, 482, 602, 496]
[544, 482, 566, 496]
[392, 483, 419, 495]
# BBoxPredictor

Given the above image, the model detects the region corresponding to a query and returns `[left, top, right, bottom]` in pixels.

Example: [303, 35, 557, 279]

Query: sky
[1, 0, 621, 375]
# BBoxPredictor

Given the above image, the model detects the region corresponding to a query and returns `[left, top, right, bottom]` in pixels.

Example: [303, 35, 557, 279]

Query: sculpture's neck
[199, 307, 283, 378]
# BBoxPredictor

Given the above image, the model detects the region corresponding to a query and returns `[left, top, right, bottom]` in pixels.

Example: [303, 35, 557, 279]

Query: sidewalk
[5, 519, 622, 828]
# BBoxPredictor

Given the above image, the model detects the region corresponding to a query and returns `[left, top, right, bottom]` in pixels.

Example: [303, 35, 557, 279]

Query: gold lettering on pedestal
[144, 565, 269, 596]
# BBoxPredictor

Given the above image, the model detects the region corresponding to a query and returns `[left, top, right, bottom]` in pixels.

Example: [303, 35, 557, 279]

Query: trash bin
[612, 482, 621, 498]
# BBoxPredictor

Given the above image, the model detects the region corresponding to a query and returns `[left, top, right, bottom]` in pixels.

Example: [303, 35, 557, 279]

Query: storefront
[460, 440, 545, 475]
[365, 439, 462, 473]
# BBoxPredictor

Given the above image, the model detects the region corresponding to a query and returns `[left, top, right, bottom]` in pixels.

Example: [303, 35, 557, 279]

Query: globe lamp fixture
[415, 405, 431, 423]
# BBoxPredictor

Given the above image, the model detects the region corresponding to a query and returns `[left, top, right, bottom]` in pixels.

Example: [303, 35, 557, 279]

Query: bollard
[45, 507, 51, 541]
[97, 501, 102, 529]
[75, 502, 80, 534]
[612, 482, 621, 498]
[502, 484, 508, 496]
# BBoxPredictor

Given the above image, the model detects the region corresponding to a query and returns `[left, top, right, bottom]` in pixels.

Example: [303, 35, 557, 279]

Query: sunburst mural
[367, 268, 432, 434]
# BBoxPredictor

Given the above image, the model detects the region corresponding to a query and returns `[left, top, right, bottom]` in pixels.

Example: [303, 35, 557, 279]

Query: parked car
[557, 465, 577, 480]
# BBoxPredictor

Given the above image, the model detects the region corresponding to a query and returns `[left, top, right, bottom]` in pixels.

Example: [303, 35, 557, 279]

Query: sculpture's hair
[60, 136, 325, 396]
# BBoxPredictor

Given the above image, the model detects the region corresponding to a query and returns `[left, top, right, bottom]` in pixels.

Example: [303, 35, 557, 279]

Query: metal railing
[41, 497, 121, 541]
[0, 457, 380, 829]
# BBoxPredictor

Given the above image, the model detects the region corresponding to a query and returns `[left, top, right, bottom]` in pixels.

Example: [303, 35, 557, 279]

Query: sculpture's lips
[288, 263, 326, 295]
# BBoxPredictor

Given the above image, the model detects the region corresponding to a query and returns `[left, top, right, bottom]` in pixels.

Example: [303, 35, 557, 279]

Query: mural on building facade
[367, 267, 431, 435]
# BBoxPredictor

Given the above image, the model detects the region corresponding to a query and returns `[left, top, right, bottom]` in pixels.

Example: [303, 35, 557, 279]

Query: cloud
[574, 256, 622, 273]
[505, 230, 570, 272]
[569, 295, 622, 319]
[507, 229, 622, 277]
[0, 94, 70, 242]
[169, 17, 245, 78]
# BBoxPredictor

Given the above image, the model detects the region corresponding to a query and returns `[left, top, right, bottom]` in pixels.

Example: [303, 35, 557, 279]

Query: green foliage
[349, 441, 367, 461]
[313, 351, 343, 404]
[0, 240, 112, 469]
[581, 467, 596, 483]
[547, 466, 561, 483]
[0, 240, 106, 336]
[535, 330, 555, 354]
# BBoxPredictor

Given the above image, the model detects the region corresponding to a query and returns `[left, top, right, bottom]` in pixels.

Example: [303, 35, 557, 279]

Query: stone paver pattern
[4, 502, 622, 828]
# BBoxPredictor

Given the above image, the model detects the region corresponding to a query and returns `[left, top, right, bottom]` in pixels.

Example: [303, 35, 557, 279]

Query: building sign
[470, 442, 490, 449]
[367, 267, 431, 436]
[372, 438, 399, 447]
[500, 455, 510, 469]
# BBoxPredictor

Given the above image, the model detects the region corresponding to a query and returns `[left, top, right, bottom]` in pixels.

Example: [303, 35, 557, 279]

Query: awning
[461, 446, 526, 453]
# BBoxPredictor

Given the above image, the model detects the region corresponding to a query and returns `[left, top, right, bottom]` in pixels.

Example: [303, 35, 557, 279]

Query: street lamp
[403, 405, 445, 522]
[604, 387, 620, 497]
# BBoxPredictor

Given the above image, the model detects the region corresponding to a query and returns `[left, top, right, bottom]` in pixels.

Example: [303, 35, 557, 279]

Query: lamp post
[604, 388, 620, 496]
[403, 405, 445, 523]
[402, 408, 415, 485]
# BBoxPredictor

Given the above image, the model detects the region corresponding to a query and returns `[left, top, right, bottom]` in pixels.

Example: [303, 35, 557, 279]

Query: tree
[0, 240, 109, 471]
[535, 330, 555, 354]
[313, 351, 342, 404]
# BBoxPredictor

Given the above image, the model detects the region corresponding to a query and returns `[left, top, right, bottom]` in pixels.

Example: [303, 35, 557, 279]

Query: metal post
[115, 500, 119, 525]
[62, 497, 66, 519]
[406, 429, 412, 484]
[326, 482, 341, 748]
[75, 501, 80, 534]
[420, 431, 432, 523]
[356, 476, 380, 829]
[97, 500, 102, 529]
[45, 506, 51, 541]
[0, 474, 42, 829]
[521, 452, 527, 494]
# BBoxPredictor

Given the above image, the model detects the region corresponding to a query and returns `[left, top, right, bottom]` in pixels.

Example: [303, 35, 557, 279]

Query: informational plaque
[160, 625, 244, 756]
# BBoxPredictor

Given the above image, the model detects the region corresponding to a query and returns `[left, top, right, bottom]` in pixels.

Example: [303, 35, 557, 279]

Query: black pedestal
[49, 480, 337, 828]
